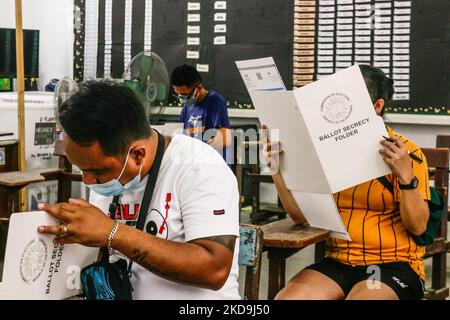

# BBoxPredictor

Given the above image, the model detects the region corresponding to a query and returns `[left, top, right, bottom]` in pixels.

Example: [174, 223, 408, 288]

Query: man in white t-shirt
[37, 81, 240, 299]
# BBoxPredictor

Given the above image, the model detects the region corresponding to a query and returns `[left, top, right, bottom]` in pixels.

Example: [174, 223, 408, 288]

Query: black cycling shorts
[306, 258, 424, 300]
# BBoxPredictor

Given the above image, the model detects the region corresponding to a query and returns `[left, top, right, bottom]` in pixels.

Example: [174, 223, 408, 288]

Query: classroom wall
[0, 0, 74, 90]
[387, 124, 450, 148]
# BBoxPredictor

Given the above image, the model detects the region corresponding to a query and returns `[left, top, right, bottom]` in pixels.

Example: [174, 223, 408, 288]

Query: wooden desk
[0, 140, 19, 217]
[0, 138, 81, 218]
[0, 168, 61, 216]
[261, 218, 330, 299]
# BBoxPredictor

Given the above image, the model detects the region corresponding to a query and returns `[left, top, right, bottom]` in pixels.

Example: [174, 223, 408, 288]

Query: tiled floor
[238, 210, 450, 300]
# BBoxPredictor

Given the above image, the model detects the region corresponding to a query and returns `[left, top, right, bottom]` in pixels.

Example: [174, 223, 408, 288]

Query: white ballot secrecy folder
[0, 211, 98, 300]
[236, 59, 392, 241]
[251, 65, 391, 194]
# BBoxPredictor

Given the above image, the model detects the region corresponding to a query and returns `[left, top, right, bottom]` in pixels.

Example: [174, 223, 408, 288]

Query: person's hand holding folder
[261, 124, 283, 175]
[260, 124, 307, 225]
[379, 135, 419, 186]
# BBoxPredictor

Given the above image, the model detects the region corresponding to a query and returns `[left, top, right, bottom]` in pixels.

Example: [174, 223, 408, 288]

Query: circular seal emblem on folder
[20, 238, 48, 284]
[321, 93, 353, 124]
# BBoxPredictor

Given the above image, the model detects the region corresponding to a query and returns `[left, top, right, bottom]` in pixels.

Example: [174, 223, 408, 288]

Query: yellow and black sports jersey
[326, 126, 430, 280]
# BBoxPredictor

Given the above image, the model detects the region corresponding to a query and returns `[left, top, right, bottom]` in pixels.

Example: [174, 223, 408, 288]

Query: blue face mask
[87, 146, 143, 197]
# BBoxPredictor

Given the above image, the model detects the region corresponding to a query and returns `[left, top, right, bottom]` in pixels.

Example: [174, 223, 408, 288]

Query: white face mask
[179, 94, 198, 105]
[87, 146, 142, 197]
[178, 86, 199, 105]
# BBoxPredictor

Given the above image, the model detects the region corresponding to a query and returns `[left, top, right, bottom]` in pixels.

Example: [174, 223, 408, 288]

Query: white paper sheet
[235, 57, 286, 93]
[214, 12, 227, 21]
[187, 13, 201, 22]
[187, 25, 200, 34]
[186, 50, 200, 59]
[187, 37, 200, 45]
[187, 2, 200, 11]
[213, 36, 226, 45]
[291, 192, 350, 240]
[196, 64, 210, 73]
[214, 24, 227, 33]
[0, 211, 98, 300]
[214, 1, 227, 10]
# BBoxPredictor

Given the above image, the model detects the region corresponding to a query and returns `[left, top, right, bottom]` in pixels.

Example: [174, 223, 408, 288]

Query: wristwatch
[399, 176, 419, 190]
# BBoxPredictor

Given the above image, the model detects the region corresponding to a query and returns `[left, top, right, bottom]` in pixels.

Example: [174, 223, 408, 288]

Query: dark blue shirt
[179, 91, 231, 163]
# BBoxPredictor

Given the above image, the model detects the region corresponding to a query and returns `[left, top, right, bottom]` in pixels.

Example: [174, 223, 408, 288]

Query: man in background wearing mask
[171, 64, 232, 164]
[37, 81, 240, 299]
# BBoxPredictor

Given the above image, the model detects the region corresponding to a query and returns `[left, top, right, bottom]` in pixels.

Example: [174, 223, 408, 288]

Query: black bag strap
[135, 131, 166, 231]
[127, 131, 165, 273]
[377, 176, 394, 195]
[109, 196, 120, 219]
[102, 131, 166, 271]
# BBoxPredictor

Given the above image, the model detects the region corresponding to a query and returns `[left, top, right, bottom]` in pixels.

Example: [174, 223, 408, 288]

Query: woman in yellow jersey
[262, 65, 430, 300]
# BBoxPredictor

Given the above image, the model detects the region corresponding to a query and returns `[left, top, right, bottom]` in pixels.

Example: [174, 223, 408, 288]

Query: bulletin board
[150, 0, 294, 108]
[388, 0, 450, 115]
[74, 0, 450, 116]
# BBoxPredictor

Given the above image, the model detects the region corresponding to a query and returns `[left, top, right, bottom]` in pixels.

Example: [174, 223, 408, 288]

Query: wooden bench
[421, 147, 449, 300]
[261, 218, 330, 299]
[436, 135, 450, 221]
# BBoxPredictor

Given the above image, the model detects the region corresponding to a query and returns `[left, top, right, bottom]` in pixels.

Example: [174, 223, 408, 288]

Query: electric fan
[53, 76, 79, 123]
[122, 51, 170, 123]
